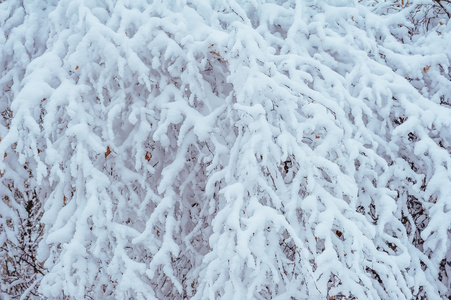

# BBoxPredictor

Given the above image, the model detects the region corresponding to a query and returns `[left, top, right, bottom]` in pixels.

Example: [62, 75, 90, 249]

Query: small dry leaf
[75, 66, 79, 70]
[41, 98, 47, 102]
[440, 21, 444, 25]
[63, 196, 66, 204]
[209, 51, 221, 57]
[423, 66, 431, 73]
[3, 153, 6, 158]
[105, 146, 111, 158]
[351, 16, 354, 21]
[145, 151, 152, 161]
[315, 136, 320, 139]
[335, 230, 343, 238]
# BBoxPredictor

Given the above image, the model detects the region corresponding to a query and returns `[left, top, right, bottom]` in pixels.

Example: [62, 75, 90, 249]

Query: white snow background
[0, 0, 450, 299]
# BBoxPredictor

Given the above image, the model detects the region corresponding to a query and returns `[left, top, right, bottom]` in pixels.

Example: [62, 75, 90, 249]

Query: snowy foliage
[1, 0, 450, 299]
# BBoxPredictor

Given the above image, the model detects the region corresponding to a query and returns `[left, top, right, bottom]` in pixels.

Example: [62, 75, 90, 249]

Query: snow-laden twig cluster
[1, 0, 450, 299]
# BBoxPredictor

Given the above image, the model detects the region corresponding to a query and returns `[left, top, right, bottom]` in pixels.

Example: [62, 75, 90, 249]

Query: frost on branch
[0, 0, 450, 299]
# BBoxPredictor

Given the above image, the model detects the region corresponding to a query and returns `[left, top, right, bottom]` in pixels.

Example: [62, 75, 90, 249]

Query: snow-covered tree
[1, 0, 450, 299]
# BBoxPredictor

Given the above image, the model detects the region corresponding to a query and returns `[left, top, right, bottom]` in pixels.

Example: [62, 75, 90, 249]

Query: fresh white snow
[1, 0, 450, 299]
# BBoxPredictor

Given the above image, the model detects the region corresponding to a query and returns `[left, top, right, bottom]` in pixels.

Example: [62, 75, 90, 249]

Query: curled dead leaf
[105, 146, 111, 158]
[145, 151, 152, 161]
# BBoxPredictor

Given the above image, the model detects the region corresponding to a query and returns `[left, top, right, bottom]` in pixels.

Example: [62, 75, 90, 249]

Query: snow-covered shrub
[0, 0, 449, 299]
[1, 1, 51, 297]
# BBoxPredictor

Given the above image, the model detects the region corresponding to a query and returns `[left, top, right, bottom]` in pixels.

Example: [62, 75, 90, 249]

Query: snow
[1, 0, 451, 299]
